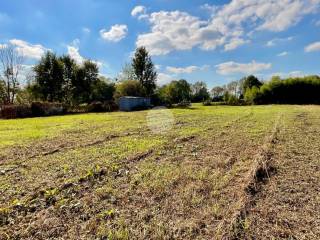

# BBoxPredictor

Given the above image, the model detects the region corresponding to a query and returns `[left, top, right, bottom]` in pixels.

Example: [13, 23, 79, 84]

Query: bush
[87, 101, 118, 113]
[175, 100, 191, 108]
[31, 102, 66, 117]
[202, 100, 212, 106]
[0, 105, 32, 119]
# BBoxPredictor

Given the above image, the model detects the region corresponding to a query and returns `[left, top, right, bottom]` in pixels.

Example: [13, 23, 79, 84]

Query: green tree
[132, 47, 157, 97]
[59, 55, 77, 104]
[114, 80, 144, 100]
[241, 75, 262, 96]
[33, 52, 64, 102]
[159, 79, 191, 105]
[74, 60, 99, 103]
[191, 81, 210, 102]
[91, 76, 115, 102]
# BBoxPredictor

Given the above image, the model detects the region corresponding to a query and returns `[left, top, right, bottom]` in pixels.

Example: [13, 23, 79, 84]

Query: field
[0, 104, 319, 239]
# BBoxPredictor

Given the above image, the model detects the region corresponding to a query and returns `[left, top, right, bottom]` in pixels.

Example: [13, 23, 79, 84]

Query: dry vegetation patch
[0, 105, 319, 239]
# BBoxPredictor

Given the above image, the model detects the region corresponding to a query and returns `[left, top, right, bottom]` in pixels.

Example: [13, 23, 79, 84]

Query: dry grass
[0, 104, 319, 239]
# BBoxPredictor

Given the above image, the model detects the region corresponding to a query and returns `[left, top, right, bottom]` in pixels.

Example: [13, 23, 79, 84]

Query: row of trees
[1, 43, 320, 108]
[211, 74, 320, 105]
[0, 45, 158, 106]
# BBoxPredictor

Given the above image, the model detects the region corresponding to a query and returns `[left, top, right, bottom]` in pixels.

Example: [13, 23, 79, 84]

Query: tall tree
[132, 46, 157, 97]
[241, 75, 262, 96]
[59, 55, 77, 104]
[33, 52, 64, 102]
[74, 60, 99, 103]
[0, 44, 24, 104]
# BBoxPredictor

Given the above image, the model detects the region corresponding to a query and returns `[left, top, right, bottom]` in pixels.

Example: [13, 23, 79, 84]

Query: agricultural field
[0, 104, 319, 239]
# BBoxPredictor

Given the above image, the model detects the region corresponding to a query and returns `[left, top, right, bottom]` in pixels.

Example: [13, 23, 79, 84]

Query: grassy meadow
[1, 104, 319, 239]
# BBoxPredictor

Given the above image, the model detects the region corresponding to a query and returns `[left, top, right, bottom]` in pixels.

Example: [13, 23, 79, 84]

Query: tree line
[211, 74, 320, 105]
[1, 42, 320, 110]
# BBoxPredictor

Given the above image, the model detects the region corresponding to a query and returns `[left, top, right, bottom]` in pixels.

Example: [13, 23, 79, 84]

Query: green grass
[0, 104, 318, 239]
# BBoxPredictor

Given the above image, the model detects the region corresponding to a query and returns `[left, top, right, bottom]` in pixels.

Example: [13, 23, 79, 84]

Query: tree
[117, 63, 135, 82]
[211, 86, 224, 101]
[60, 55, 77, 104]
[226, 80, 239, 97]
[241, 75, 262, 96]
[114, 80, 144, 100]
[159, 79, 191, 105]
[33, 51, 64, 102]
[191, 81, 210, 102]
[73, 60, 99, 103]
[132, 46, 157, 97]
[0, 79, 6, 104]
[0, 44, 24, 104]
[91, 76, 115, 102]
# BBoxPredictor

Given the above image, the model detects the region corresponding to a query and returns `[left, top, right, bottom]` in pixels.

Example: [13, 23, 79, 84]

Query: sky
[0, 0, 320, 88]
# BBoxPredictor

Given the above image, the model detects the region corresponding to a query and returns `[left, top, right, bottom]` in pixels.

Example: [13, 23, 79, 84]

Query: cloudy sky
[1, 0, 320, 87]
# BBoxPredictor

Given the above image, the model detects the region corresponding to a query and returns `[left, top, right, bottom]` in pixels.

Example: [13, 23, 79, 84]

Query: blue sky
[1, 0, 320, 88]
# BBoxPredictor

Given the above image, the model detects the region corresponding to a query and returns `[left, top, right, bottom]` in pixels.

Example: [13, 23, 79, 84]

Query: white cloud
[9, 39, 48, 59]
[131, 6, 148, 19]
[67, 45, 84, 64]
[224, 38, 250, 51]
[157, 73, 174, 85]
[215, 60, 271, 75]
[136, 0, 319, 55]
[266, 37, 293, 47]
[269, 70, 304, 78]
[82, 27, 90, 34]
[100, 24, 128, 42]
[277, 51, 289, 57]
[166, 65, 209, 74]
[305, 41, 320, 52]
[67, 39, 103, 67]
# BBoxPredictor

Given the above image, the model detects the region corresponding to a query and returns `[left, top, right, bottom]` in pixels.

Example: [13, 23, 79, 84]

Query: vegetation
[132, 46, 157, 97]
[0, 44, 24, 104]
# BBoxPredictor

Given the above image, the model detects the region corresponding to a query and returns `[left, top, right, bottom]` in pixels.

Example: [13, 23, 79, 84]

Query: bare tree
[0, 44, 24, 104]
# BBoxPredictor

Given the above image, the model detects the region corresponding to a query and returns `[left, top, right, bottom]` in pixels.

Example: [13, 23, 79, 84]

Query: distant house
[119, 96, 151, 111]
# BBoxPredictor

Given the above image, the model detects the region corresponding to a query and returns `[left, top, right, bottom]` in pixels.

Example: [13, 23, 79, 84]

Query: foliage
[114, 80, 144, 100]
[250, 75, 320, 104]
[91, 76, 115, 102]
[158, 79, 191, 105]
[0, 104, 32, 119]
[241, 75, 262, 96]
[33, 52, 64, 102]
[191, 81, 210, 102]
[32, 52, 103, 105]
[132, 46, 157, 97]
[31, 102, 66, 117]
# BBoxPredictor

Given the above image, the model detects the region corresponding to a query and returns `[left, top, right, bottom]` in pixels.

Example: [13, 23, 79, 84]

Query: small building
[119, 96, 151, 111]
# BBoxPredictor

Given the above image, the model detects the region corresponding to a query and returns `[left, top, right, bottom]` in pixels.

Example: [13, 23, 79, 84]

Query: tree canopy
[132, 47, 157, 97]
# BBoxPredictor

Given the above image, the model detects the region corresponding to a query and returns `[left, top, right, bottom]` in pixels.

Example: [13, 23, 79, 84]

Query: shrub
[87, 101, 118, 113]
[202, 100, 212, 106]
[31, 102, 66, 117]
[176, 100, 191, 108]
[0, 105, 32, 119]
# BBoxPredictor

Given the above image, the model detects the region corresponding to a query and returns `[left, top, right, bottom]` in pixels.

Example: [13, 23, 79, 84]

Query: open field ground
[0, 104, 319, 239]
